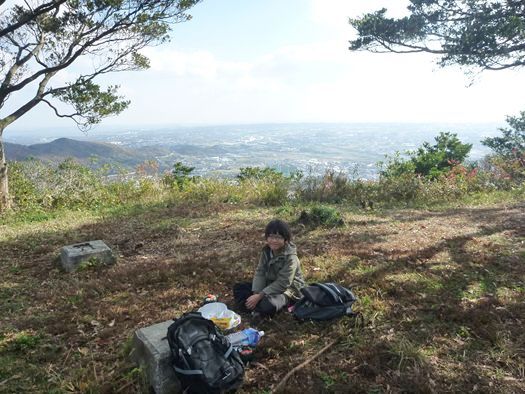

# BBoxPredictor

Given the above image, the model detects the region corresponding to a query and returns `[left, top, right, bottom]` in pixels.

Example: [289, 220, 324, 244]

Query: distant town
[5, 122, 502, 179]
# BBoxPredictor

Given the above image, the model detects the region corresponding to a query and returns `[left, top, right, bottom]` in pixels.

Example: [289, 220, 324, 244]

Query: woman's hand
[245, 293, 264, 310]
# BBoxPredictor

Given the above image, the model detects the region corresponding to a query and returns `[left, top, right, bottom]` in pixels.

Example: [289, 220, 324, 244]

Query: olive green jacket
[252, 242, 305, 300]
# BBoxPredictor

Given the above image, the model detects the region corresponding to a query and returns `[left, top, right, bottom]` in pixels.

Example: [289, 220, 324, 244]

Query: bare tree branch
[41, 98, 82, 122]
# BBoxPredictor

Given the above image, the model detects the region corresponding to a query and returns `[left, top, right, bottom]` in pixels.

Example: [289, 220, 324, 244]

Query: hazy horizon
[4, 120, 506, 140]
[4, 122, 504, 179]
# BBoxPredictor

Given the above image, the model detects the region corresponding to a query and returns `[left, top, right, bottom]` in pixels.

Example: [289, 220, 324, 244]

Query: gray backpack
[167, 312, 244, 393]
[293, 283, 357, 321]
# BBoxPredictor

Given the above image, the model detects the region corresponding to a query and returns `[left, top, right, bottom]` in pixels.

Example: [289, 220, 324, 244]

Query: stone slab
[130, 320, 180, 394]
[60, 240, 115, 272]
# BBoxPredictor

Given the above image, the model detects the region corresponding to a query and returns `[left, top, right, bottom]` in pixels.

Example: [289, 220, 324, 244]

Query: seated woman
[234, 219, 305, 320]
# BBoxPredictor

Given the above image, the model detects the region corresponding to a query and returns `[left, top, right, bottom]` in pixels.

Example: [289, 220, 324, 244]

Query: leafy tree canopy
[382, 132, 472, 179]
[483, 111, 525, 157]
[0, 0, 200, 210]
[0, 0, 200, 131]
[350, 0, 525, 71]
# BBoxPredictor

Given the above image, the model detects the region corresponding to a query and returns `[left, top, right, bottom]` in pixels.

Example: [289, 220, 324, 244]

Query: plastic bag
[197, 302, 241, 330]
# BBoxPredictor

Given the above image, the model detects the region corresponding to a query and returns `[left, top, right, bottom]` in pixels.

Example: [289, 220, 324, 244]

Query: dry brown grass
[1, 201, 524, 393]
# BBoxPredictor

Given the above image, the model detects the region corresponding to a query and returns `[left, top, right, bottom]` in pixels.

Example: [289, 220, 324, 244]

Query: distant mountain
[4, 138, 160, 169]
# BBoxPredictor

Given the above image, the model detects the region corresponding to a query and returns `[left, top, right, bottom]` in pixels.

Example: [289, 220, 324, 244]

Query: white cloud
[113, 36, 525, 125]
[143, 48, 220, 78]
[6, 0, 525, 128]
[141, 46, 288, 92]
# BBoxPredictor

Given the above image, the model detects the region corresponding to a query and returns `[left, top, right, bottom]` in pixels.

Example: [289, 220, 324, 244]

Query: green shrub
[8, 159, 168, 214]
[377, 172, 425, 206]
[8, 161, 43, 212]
[298, 169, 351, 203]
[247, 178, 289, 206]
[347, 167, 489, 209]
[163, 161, 198, 190]
[295, 164, 488, 210]
[482, 111, 525, 159]
[297, 204, 344, 227]
[237, 167, 283, 181]
[9, 158, 106, 210]
[179, 178, 242, 204]
[381, 132, 472, 179]
[237, 167, 296, 206]
[483, 155, 525, 185]
[343, 178, 379, 209]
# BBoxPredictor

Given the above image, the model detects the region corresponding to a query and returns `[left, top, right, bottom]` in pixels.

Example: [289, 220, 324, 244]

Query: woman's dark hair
[264, 219, 292, 242]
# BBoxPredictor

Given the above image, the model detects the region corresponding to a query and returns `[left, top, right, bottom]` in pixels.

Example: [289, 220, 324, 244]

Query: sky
[4, 0, 525, 132]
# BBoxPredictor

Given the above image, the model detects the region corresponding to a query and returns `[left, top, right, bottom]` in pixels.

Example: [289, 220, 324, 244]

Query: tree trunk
[0, 131, 11, 211]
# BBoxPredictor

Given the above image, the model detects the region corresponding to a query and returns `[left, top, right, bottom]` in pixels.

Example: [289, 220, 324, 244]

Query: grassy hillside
[1, 198, 524, 393]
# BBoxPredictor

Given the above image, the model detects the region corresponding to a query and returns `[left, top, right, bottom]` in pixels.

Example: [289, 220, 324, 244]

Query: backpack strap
[223, 343, 234, 359]
[326, 282, 356, 302]
[173, 366, 204, 375]
[326, 282, 343, 296]
[314, 283, 343, 304]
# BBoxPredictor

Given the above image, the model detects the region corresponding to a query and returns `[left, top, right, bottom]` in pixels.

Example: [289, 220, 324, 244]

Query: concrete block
[130, 320, 180, 394]
[60, 240, 115, 272]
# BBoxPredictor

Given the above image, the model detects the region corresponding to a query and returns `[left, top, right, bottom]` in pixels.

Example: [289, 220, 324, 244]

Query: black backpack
[167, 312, 244, 393]
[293, 282, 357, 321]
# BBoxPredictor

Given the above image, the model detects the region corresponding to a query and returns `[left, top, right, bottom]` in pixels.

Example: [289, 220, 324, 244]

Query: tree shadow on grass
[319, 203, 525, 393]
[386, 202, 525, 225]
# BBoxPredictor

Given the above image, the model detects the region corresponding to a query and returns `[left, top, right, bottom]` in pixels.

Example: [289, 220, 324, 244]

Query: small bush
[163, 161, 198, 190]
[344, 179, 379, 209]
[237, 167, 296, 206]
[237, 167, 283, 181]
[297, 204, 344, 227]
[298, 169, 351, 203]
[381, 132, 472, 179]
[482, 111, 525, 159]
[8, 161, 43, 212]
[484, 155, 525, 185]
[179, 178, 242, 204]
[377, 172, 425, 206]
